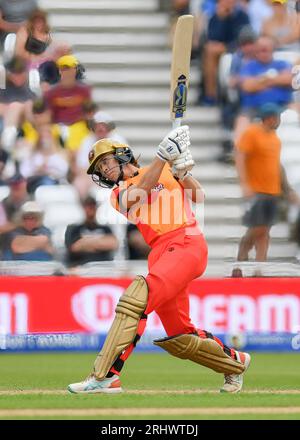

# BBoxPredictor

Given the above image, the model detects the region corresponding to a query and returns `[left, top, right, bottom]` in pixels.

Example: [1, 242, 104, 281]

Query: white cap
[93, 111, 114, 125]
[21, 201, 44, 216]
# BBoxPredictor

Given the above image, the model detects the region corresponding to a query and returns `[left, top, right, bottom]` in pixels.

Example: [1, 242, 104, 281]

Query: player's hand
[171, 149, 195, 180]
[157, 125, 190, 162]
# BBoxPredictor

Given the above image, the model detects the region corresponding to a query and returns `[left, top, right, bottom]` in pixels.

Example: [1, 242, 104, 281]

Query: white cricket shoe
[220, 352, 251, 393]
[67, 374, 122, 394]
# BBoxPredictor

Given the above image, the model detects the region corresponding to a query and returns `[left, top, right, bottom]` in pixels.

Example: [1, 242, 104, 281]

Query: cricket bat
[170, 15, 194, 129]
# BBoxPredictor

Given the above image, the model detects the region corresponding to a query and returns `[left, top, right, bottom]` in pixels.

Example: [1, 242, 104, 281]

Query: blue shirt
[208, 9, 250, 46]
[240, 59, 293, 109]
[4, 225, 53, 261]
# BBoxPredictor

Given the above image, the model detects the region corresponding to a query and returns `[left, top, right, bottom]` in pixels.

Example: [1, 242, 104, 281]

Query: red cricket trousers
[108, 226, 236, 377]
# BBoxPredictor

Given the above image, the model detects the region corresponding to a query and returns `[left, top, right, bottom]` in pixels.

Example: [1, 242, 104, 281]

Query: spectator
[64, 196, 118, 267]
[44, 54, 91, 152]
[15, 9, 52, 67]
[0, 173, 29, 237]
[126, 223, 150, 260]
[219, 26, 257, 162]
[0, 0, 38, 48]
[0, 56, 35, 152]
[201, 0, 250, 105]
[234, 103, 282, 264]
[2, 200, 53, 261]
[19, 124, 69, 194]
[261, 0, 300, 51]
[21, 98, 63, 150]
[234, 35, 293, 145]
[72, 111, 127, 198]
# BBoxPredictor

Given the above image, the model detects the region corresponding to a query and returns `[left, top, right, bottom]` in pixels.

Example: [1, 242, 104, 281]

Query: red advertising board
[0, 277, 300, 335]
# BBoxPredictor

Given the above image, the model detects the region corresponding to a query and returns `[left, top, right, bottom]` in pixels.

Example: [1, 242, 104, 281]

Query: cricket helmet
[87, 138, 135, 188]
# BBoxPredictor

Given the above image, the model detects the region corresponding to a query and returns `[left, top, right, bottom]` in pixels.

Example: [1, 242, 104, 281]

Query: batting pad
[93, 276, 148, 380]
[154, 334, 245, 375]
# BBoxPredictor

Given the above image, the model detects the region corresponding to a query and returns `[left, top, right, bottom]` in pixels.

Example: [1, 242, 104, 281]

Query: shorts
[242, 193, 279, 228]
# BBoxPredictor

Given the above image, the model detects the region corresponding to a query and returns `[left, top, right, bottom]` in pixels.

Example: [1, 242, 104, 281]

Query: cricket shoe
[67, 374, 122, 394]
[220, 352, 251, 393]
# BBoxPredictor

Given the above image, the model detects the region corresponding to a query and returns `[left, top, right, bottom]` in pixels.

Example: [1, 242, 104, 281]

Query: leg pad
[154, 333, 245, 375]
[93, 276, 148, 380]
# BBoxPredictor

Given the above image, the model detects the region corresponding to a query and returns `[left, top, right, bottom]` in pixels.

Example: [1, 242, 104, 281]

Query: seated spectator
[234, 35, 293, 145]
[0, 0, 38, 48]
[0, 173, 29, 237]
[219, 26, 257, 162]
[126, 223, 150, 260]
[65, 196, 118, 267]
[0, 56, 35, 152]
[15, 9, 52, 67]
[14, 7, 71, 85]
[44, 54, 91, 152]
[2, 200, 53, 261]
[261, 0, 300, 51]
[21, 98, 63, 149]
[72, 111, 127, 198]
[201, 0, 250, 105]
[19, 124, 69, 194]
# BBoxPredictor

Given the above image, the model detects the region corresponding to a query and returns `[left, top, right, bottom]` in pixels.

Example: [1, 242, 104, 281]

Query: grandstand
[0, 0, 299, 276]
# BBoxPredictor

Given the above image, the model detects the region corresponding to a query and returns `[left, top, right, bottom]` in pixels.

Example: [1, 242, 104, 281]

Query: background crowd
[0, 0, 300, 269]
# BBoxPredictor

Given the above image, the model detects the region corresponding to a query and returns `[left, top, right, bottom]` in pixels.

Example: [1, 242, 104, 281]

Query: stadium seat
[0, 185, 9, 202]
[44, 202, 84, 228]
[3, 33, 16, 63]
[29, 68, 42, 96]
[34, 184, 80, 206]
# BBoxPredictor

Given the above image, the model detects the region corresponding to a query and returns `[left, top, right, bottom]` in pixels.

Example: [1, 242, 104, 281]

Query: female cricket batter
[68, 126, 250, 394]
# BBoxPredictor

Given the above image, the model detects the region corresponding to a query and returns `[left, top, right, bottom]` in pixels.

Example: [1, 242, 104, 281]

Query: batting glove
[171, 149, 195, 180]
[157, 125, 190, 162]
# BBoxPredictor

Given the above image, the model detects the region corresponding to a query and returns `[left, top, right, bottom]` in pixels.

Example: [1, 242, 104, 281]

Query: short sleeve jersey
[237, 123, 281, 195]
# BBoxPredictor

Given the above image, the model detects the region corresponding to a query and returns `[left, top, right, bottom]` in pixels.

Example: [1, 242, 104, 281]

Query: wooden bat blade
[170, 14, 194, 127]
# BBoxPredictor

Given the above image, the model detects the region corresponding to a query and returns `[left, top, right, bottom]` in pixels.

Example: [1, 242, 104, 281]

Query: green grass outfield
[0, 352, 299, 420]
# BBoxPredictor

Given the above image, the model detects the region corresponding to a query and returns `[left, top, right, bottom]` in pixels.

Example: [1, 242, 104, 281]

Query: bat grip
[172, 118, 182, 130]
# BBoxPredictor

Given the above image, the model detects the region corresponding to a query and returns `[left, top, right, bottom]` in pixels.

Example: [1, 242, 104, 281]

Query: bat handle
[172, 118, 182, 130]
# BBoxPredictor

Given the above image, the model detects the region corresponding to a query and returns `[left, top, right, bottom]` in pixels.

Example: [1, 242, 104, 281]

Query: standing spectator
[0, 173, 29, 236]
[0, 56, 35, 152]
[234, 35, 293, 145]
[44, 54, 91, 152]
[235, 103, 282, 264]
[2, 200, 53, 261]
[73, 111, 127, 198]
[0, 0, 38, 48]
[201, 0, 250, 105]
[65, 196, 118, 267]
[261, 0, 300, 51]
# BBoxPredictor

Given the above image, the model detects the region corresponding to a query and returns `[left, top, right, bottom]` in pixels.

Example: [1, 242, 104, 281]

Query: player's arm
[120, 157, 166, 210]
[121, 126, 189, 210]
[178, 174, 205, 204]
